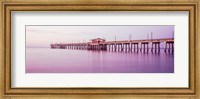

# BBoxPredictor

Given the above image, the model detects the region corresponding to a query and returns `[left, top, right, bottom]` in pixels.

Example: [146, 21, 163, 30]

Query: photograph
[2, 1, 198, 97]
[26, 25, 174, 73]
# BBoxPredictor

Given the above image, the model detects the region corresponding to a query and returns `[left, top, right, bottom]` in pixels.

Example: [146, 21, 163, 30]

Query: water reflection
[26, 48, 174, 73]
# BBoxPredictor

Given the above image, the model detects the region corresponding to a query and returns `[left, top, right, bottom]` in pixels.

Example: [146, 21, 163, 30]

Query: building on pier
[91, 38, 106, 43]
[87, 38, 107, 50]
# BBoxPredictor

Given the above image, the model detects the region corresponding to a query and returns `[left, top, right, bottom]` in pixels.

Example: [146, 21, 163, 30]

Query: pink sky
[26, 25, 174, 48]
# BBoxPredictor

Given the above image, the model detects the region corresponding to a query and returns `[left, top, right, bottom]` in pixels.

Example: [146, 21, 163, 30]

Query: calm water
[26, 48, 174, 73]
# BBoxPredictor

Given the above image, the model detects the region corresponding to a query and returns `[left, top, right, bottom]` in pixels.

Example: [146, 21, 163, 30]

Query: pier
[51, 38, 174, 53]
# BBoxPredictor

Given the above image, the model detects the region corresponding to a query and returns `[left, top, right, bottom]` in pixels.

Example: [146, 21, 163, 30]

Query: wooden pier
[50, 38, 174, 53]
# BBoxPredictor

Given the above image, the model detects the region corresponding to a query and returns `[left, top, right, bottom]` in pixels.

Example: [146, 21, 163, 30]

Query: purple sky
[26, 25, 174, 48]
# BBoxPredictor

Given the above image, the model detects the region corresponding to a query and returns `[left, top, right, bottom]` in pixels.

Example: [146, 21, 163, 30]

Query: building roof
[91, 38, 105, 41]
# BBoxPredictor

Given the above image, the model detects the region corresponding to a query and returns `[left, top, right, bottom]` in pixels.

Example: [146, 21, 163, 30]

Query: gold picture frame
[0, 0, 199, 98]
